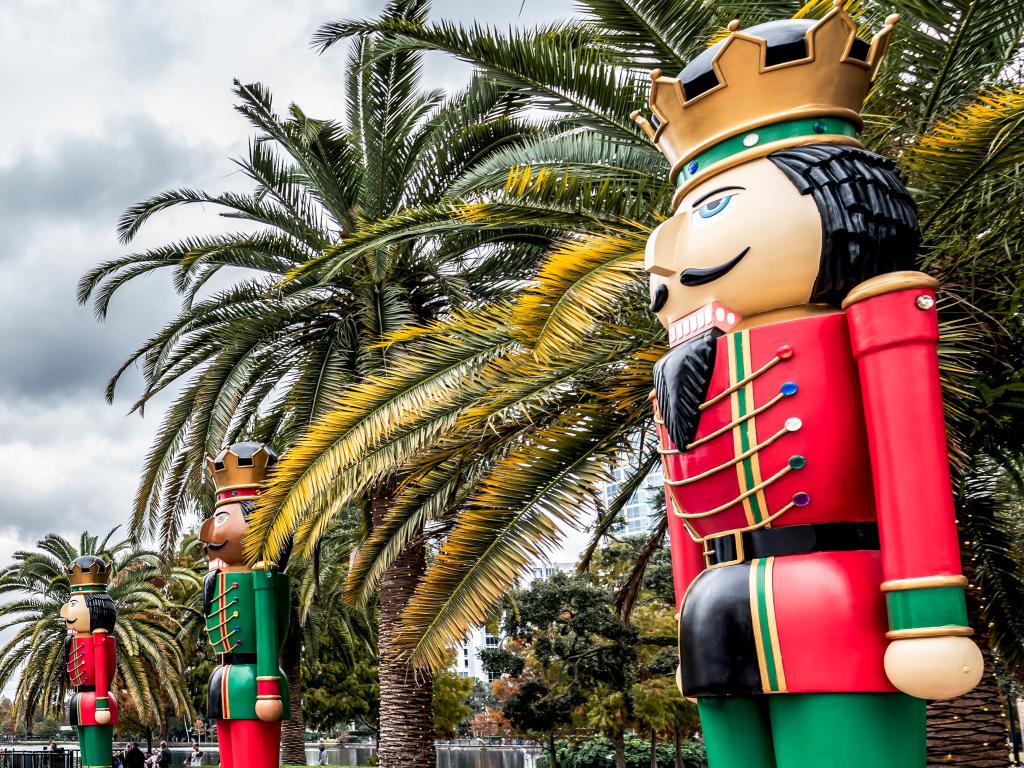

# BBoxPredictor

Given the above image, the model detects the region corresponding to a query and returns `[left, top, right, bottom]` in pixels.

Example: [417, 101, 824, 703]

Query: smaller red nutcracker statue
[199, 442, 290, 768]
[61, 556, 118, 768]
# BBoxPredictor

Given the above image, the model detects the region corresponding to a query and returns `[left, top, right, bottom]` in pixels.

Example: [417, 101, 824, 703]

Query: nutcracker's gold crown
[631, 2, 898, 206]
[69, 556, 109, 593]
[207, 441, 278, 507]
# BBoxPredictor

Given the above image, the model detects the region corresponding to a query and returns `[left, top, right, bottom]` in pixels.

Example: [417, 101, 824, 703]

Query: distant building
[456, 624, 501, 682]
[603, 459, 664, 537]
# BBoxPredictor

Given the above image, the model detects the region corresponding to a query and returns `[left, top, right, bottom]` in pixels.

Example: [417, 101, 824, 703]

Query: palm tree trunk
[926, 551, 1009, 766]
[281, 622, 307, 766]
[375, 489, 434, 768]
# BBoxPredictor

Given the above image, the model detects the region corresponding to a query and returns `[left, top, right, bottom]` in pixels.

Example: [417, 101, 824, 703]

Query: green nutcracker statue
[199, 442, 290, 768]
[61, 556, 118, 768]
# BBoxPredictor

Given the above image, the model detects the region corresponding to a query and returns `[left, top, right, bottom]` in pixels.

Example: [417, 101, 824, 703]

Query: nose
[198, 517, 215, 544]
[645, 214, 686, 277]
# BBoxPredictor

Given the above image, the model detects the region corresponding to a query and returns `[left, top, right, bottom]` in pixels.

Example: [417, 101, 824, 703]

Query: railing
[0, 751, 80, 768]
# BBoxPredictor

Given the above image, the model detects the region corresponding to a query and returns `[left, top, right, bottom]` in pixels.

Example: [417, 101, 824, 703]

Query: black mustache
[678, 247, 750, 286]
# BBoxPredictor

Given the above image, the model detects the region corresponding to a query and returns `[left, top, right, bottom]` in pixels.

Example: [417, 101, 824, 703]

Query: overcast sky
[0, 0, 580, 562]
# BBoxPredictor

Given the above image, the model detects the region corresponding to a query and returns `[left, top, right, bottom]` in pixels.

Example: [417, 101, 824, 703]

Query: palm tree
[0, 528, 196, 736]
[80, 1, 546, 764]
[250, 0, 1024, 763]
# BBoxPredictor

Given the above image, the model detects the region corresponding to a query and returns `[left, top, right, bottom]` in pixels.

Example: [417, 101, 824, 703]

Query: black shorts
[679, 563, 761, 697]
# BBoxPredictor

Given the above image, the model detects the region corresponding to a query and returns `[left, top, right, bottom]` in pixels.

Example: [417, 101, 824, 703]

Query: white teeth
[715, 307, 725, 322]
[726, 312, 736, 324]
[704, 306, 713, 325]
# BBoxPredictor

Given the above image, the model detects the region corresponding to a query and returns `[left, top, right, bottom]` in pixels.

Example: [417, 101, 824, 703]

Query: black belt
[220, 652, 257, 664]
[703, 522, 879, 568]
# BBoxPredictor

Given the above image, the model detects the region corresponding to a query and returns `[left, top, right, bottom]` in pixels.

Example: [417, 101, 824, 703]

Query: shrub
[537, 735, 706, 768]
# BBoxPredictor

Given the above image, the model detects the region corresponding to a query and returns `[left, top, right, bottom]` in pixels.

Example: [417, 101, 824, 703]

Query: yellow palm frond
[906, 87, 1024, 231]
[248, 303, 517, 563]
[394, 403, 637, 670]
[512, 229, 649, 361]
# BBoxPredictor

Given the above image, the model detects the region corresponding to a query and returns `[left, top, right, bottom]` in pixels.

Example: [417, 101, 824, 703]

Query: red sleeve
[666, 483, 706, 612]
[845, 275, 963, 582]
[93, 632, 110, 700]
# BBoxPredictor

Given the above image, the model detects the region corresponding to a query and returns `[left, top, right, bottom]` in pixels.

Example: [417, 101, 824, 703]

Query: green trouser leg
[79, 725, 114, 767]
[77, 727, 90, 767]
[769, 693, 925, 768]
[698, 697, 776, 768]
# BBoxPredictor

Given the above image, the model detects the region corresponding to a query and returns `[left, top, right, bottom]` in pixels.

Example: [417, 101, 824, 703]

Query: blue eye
[696, 194, 735, 219]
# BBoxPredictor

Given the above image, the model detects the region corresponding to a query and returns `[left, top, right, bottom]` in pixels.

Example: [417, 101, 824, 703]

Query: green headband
[70, 584, 107, 594]
[675, 116, 860, 189]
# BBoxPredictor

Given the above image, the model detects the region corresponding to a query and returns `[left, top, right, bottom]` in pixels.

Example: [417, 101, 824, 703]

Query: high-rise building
[603, 460, 664, 537]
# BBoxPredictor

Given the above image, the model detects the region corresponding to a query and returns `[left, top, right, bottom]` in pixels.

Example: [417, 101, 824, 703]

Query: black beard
[653, 329, 721, 449]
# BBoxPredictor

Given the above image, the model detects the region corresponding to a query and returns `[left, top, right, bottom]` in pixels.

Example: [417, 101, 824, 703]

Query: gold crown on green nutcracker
[631, 1, 899, 208]
[68, 555, 110, 594]
[207, 441, 279, 509]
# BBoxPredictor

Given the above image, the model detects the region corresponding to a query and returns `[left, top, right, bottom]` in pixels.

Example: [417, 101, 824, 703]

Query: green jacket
[204, 569, 291, 720]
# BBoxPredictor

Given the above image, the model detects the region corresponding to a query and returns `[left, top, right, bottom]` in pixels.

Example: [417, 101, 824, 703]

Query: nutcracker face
[199, 502, 249, 569]
[646, 157, 822, 335]
[60, 596, 91, 634]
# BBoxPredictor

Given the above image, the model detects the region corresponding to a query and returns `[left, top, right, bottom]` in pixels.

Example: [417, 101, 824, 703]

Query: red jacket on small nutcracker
[67, 630, 119, 726]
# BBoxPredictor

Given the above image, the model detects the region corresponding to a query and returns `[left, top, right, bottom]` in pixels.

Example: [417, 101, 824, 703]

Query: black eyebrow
[691, 185, 745, 208]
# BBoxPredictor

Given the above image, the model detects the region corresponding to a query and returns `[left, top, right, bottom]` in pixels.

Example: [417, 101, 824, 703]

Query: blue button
[687, 160, 699, 175]
[780, 381, 798, 396]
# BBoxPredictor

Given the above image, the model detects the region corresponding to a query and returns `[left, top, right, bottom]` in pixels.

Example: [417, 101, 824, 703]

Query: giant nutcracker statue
[631, 4, 984, 766]
[199, 442, 290, 768]
[61, 556, 118, 768]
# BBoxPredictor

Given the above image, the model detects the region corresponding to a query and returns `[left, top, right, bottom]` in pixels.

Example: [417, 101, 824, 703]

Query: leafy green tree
[0, 529, 196, 735]
[481, 573, 641, 768]
[302, 648, 380, 736]
[431, 669, 474, 738]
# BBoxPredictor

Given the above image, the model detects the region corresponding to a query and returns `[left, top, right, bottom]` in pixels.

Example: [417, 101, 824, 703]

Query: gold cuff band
[880, 575, 968, 592]
[886, 626, 974, 640]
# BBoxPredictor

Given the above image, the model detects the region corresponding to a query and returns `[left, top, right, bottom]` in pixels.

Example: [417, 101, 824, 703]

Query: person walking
[123, 742, 145, 768]
[157, 743, 171, 768]
[317, 744, 328, 766]
[189, 744, 204, 767]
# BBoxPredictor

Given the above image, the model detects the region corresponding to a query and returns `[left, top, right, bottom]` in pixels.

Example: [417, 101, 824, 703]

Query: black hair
[84, 592, 117, 633]
[768, 143, 920, 306]
[239, 499, 257, 520]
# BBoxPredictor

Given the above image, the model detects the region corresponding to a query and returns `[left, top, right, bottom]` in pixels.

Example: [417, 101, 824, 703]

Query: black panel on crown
[679, 19, 871, 101]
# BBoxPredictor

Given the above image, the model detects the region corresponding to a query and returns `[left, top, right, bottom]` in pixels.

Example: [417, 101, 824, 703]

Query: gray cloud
[0, 0, 574, 563]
